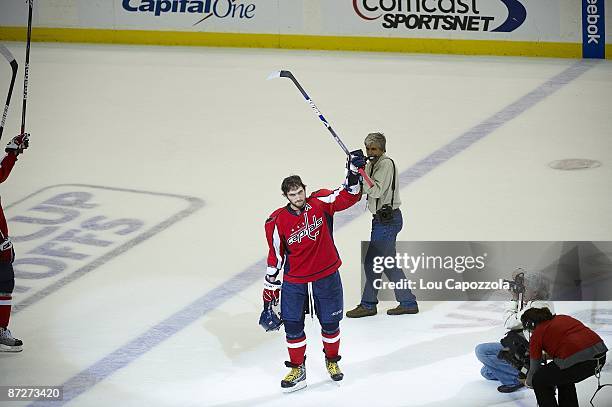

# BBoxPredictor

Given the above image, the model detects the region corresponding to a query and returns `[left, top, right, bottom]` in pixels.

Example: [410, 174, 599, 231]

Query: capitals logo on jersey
[287, 211, 323, 245]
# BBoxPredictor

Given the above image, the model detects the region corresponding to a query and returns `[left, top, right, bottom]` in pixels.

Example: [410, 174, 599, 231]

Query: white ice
[0, 42, 611, 406]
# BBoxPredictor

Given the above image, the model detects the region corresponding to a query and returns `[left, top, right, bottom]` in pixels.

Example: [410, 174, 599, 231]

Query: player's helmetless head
[281, 175, 307, 210]
[365, 132, 386, 161]
[285, 187, 306, 210]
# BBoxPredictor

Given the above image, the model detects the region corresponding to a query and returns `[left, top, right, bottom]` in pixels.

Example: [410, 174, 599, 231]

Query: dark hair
[521, 307, 554, 330]
[281, 175, 306, 195]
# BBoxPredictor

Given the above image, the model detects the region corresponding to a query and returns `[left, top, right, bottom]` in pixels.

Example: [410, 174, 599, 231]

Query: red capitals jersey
[265, 185, 361, 284]
[0, 153, 18, 263]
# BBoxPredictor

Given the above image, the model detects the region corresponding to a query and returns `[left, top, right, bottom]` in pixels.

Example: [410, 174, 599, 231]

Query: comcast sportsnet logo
[352, 0, 527, 32]
[122, 0, 256, 25]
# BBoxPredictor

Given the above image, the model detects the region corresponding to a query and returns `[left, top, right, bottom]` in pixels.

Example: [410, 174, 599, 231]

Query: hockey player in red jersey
[0, 133, 29, 352]
[262, 151, 366, 392]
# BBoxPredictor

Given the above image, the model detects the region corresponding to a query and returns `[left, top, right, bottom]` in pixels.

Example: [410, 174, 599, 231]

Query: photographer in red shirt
[521, 307, 608, 407]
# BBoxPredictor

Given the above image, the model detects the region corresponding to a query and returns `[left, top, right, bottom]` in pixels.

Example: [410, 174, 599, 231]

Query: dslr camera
[497, 330, 530, 378]
[376, 204, 394, 224]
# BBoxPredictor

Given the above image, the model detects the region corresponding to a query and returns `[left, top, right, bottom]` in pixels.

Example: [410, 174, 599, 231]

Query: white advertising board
[0, 1, 609, 58]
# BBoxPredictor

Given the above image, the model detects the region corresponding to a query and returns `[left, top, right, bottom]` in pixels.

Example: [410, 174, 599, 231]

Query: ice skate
[0, 327, 23, 352]
[281, 361, 306, 393]
[325, 356, 344, 383]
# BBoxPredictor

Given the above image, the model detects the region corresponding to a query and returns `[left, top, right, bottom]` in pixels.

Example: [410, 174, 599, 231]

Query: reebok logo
[582, 0, 606, 58]
[585, 0, 601, 44]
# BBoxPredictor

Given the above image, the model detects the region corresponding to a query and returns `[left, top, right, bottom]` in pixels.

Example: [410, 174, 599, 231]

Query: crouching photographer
[475, 271, 553, 393]
[521, 307, 609, 407]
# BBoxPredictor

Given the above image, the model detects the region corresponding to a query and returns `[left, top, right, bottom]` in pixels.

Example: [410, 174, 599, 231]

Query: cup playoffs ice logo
[353, 0, 527, 32]
[7, 185, 203, 313]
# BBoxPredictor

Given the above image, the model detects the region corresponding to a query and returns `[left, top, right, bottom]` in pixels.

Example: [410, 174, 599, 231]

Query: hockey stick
[268, 70, 374, 187]
[20, 0, 33, 135]
[0, 44, 18, 141]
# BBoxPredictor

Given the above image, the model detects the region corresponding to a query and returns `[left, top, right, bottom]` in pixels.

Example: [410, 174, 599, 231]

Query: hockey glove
[348, 149, 366, 174]
[263, 276, 281, 306]
[5, 133, 29, 155]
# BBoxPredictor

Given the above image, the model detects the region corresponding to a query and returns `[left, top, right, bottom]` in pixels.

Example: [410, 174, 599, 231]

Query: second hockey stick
[21, 0, 34, 135]
[268, 70, 374, 187]
[0, 44, 18, 141]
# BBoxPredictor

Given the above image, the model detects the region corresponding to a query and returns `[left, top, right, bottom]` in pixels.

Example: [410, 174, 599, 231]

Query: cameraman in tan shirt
[346, 132, 418, 318]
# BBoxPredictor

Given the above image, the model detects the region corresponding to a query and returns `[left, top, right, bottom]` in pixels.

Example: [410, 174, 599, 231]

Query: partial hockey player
[262, 151, 366, 392]
[0, 133, 29, 352]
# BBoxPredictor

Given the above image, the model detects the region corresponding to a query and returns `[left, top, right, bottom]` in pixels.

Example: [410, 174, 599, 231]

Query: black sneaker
[497, 383, 524, 393]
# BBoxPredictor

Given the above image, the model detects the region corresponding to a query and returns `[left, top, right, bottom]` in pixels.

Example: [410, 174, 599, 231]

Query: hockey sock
[321, 323, 340, 360]
[286, 334, 306, 365]
[285, 320, 306, 365]
[0, 294, 11, 328]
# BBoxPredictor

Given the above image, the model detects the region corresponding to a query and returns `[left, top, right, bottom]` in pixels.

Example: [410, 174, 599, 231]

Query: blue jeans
[475, 342, 520, 386]
[361, 209, 417, 308]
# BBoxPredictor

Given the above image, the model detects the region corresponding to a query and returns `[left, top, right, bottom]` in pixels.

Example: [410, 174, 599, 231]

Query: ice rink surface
[0, 42, 611, 406]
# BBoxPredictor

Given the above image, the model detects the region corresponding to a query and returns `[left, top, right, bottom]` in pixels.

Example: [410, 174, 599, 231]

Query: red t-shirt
[530, 315, 603, 360]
